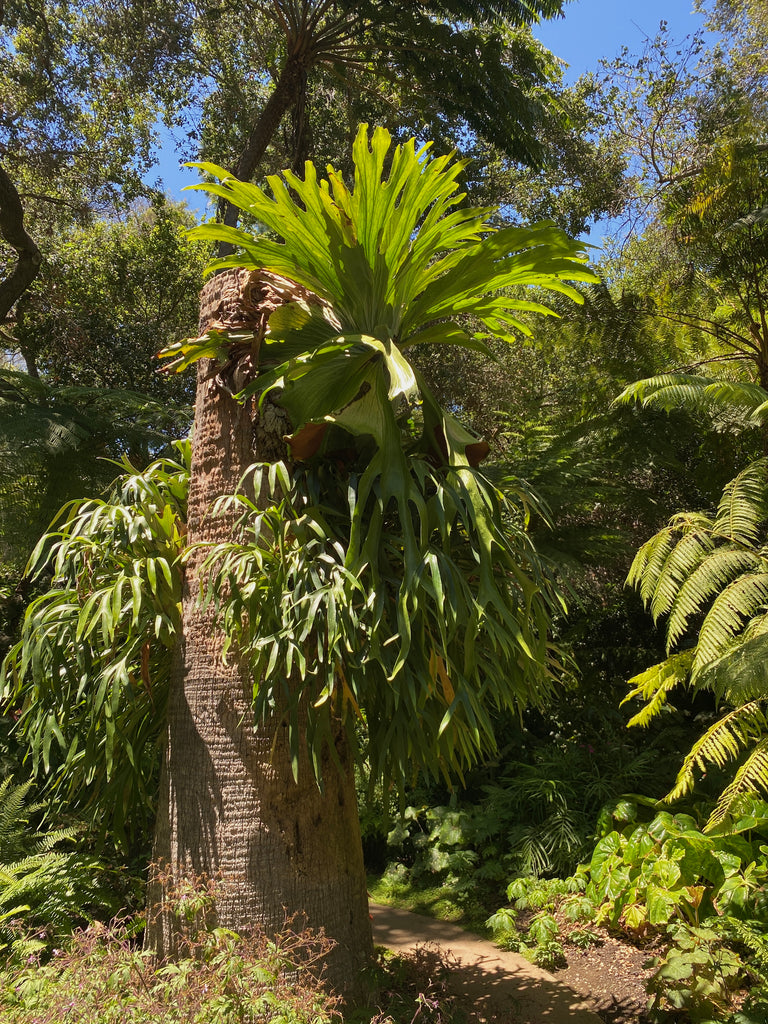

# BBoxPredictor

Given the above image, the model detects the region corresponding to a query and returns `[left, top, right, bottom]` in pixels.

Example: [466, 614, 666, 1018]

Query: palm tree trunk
[147, 269, 372, 994]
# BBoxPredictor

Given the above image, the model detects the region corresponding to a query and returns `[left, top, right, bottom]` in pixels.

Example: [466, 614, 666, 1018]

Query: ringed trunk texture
[148, 269, 372, 993]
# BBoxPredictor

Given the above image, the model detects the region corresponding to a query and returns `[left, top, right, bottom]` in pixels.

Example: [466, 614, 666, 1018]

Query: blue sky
[154, 1, 712, 213]
[535, 0, 710, 83]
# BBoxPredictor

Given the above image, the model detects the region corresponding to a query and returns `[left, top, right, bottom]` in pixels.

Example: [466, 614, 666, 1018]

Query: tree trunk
[0, 164, 42, 325]
[217, 54, 308, 254]
[147, 269, 372, 995]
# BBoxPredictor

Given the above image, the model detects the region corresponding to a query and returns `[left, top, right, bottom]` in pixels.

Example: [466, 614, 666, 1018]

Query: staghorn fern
[623, 379, 768, 827]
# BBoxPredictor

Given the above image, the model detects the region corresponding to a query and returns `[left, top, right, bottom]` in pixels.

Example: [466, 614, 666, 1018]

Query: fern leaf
[666, 547, 760, 649]
[614, 374, 768, 431]
[705, 736, 768, 830]
[626, 528, 683, 608]
[714, 459, 768, 544]
[667, 701, 768, 804]
[693, 572, 768, 670]
[613, 373, 708, 411]
[649, 529, 716, 626]
[695, 629, 768, 705]
[623, 651, 693, 727]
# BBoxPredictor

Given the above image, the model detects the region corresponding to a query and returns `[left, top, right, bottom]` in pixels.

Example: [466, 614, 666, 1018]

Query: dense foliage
[3, 0, 768, 1019]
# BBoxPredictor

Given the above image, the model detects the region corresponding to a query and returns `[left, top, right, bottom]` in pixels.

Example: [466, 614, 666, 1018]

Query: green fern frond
[695, 629, 768, 709]
[623, 651, 693, 727]
[650, 529, 717, 625]
[667, 701, 768, 804]
[615, 374, 768, 430]
[693, 572, 768, 671]
[667, 548, 761, 650]
[714, 459, 768, 544]
[705, 736, 768, 830]
[0, 779, 36, 858]
[627, 528, 684, 608]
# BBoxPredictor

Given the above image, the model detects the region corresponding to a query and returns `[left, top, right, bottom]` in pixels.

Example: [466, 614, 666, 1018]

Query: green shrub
[1, 919, 341, 1024]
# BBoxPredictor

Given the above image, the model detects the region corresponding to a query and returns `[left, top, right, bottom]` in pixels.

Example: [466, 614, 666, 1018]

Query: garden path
[371, 902, 603, 1024]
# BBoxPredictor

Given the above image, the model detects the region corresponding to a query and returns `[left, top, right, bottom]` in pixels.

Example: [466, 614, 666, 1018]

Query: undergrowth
[0, 871, 465, 1024]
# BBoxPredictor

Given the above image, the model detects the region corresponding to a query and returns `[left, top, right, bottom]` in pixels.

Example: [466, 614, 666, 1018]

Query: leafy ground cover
[0, 883, 466, 1024]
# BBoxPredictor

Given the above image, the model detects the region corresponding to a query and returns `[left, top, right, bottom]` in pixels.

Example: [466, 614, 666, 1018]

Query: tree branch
[0, 163, 42, 324]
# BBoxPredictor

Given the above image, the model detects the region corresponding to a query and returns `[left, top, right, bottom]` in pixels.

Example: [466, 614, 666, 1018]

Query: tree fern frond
[693, 572, 768, 670]
[696, 629, 768, 706]
[705, 736, 768, 831]
[615, 373, 768, 430]
[627, 528, 684, 608]
[622, 651, 693, 727]
[713, 459, 768, 544]
[667, 701, 768, 804]
[667, 547, 761, 649]
[650, 529, 717, 625]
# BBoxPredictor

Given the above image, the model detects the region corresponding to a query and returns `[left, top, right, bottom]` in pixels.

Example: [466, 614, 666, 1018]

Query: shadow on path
[371, 902, 603, 1024]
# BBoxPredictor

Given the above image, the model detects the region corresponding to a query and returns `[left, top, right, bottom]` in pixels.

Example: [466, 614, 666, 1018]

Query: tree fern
[667, 702, 768, 802]
[615, 374, 768, 431]
[649, 528, 716, 625]
[623, 652, 694, 728]
[694, 572, 768, 672]
[624, 379, 768, 826]
[667, 548, 761, 650]
[627, 515, 713, 612]
[713, 459, 768, 544]
[708, 736, 768, 829]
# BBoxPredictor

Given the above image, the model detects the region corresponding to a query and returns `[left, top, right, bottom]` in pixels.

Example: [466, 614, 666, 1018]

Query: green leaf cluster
[0, 778, 120, 960]
[1, 443, 189, 850]
[203, 453, 564, 793]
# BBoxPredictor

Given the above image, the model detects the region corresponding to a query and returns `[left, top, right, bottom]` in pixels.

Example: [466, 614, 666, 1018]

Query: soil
[553, 927, 657, 1024]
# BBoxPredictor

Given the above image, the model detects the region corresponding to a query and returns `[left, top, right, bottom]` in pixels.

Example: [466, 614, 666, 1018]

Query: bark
[217, 55, 307, 254]
[147, 269, 372, 996]
[0, 164, 42, 325]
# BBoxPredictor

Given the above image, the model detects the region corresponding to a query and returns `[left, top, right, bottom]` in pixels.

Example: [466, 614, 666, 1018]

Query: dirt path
[371, 902, 603, 1024]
